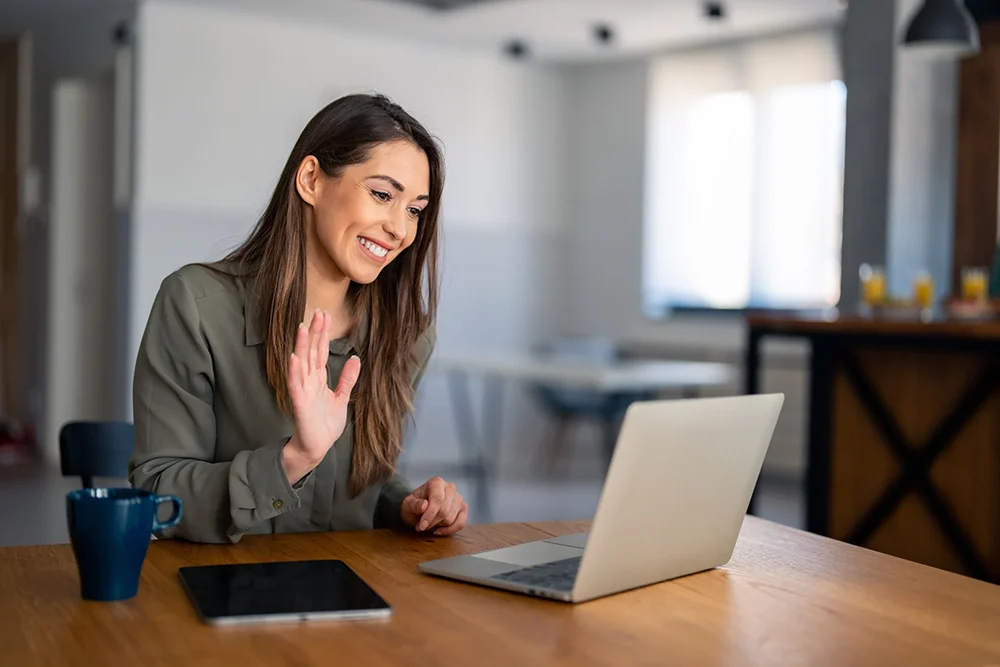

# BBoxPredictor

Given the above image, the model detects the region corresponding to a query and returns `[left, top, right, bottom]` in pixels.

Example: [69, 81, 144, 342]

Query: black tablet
[178, 559, 392, 625]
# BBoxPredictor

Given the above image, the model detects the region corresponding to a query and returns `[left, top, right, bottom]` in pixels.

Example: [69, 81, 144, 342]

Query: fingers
[307, 309, 324, 371]
[295, 310, 334, 391]
[430, 493, 456, 531]
[443, 491, 463, 526]
[406, 478, 467, 536]
[403, 494, 428, 520]
[416, 477, 448, 532]
[432, 489, 463, 534]
[289, 320, 310, 407]
[318, 311, 332, 371]
[294, 320, 310, 376]
[434, 506, 468, 537]
[288, 350, 304, 403]
[334, 355, 361, 401]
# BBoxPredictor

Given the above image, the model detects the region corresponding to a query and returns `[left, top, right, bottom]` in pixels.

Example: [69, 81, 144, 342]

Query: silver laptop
[418, 393, 784, 603]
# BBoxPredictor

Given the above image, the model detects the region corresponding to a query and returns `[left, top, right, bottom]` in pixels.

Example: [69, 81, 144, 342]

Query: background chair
[59, 421, 134, 488]
[530, 338, 655, 472]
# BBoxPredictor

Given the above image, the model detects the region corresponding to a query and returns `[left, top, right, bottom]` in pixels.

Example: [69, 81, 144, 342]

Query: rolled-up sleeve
[373, 327, 437, 528]
[129, 273, 302, 543]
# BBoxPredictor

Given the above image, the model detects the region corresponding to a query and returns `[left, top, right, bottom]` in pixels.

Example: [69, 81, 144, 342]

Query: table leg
[600, 418, 618, 468]
[744, 328, 762, 395]
[744, 327, 763, 515]
[482, 374, 504, 479]
[805, 339, 833, 536]
[445, 370, 501, 522]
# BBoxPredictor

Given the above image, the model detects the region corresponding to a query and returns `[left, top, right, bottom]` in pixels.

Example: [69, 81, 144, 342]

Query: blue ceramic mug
[66, 488, 182, 601]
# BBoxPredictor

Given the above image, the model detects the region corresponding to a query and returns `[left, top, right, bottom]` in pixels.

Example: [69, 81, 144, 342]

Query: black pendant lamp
[902, 0, 980, 58]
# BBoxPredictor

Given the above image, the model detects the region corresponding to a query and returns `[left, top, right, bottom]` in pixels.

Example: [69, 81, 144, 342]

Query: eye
[370, 189, 391, 203]
[407, 207, 424, 219]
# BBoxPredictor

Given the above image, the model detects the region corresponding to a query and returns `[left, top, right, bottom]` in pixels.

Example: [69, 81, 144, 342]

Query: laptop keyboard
[490, 556, 582, 592]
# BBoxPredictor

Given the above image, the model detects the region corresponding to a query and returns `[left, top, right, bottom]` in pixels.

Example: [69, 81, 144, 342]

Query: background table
[745, 311, 1000, 582]
[431, 351, 734, 517]
[3, 517, 999, 666]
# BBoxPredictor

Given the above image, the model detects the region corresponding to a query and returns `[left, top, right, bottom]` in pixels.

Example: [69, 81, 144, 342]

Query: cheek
[313, 199, 353, 246]
[398, 225, 419, 253]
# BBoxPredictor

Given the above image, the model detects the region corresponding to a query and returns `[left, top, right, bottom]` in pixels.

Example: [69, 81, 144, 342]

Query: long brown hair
[222, 93, 442, 496]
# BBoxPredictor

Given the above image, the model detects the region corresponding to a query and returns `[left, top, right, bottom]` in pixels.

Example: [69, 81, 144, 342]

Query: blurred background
[1, 0, 999, 581]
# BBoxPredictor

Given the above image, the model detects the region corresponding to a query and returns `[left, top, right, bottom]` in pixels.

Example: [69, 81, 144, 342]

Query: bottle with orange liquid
[961, 266, 989, 304]
[859, 263, 886, 307]
[913, 271, 934, 309]
[913, 271, 935, 320]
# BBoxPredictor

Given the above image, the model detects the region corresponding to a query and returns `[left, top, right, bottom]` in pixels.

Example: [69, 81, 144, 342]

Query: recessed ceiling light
[593, 23, 615, 45]
[503, 39, 529, 59]
[703, 2, 726, 20]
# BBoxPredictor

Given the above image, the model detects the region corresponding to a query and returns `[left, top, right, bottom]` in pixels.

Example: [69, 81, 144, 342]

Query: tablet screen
[178, 559, 391, 625]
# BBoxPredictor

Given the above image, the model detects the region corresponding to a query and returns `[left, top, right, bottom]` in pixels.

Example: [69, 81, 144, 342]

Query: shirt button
[272, 499, 284, 510]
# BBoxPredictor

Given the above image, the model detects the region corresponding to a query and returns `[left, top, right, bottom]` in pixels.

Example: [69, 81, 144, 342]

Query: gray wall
[887, 0, 958, 298]
[839, 0, 896, 307]
[560, 57, 650, 339]
[841, 0, 959, 304]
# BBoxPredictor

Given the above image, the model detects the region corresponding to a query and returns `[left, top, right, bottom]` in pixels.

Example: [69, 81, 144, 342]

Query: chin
[348, 272, 380, 285]
[341, 245, 396, 284]
[344, 262, 386, 285]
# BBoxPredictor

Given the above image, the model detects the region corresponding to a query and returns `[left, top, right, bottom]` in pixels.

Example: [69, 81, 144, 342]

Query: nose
[382, 209, 407, 243]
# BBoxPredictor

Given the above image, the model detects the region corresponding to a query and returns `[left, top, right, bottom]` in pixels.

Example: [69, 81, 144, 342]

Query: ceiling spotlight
[503, 39, 529, 59]
[902, 0, 980, 58]
[593, 23, 615, 45]
[703, 2, 725, 20]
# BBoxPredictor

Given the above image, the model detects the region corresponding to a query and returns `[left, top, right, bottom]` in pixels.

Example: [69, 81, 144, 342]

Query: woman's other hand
[282, 309, 360, 484]
[401, 477, 468, 536]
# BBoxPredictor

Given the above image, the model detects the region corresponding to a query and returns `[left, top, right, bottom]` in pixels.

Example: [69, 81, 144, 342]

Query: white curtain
[644, 27, 845, 311]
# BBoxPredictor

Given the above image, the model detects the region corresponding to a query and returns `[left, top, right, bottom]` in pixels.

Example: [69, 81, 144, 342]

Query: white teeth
[359, 237, 388, 258]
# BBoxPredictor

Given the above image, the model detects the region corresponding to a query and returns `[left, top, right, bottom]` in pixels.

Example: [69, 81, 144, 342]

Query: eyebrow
[369, 174, 429, 201]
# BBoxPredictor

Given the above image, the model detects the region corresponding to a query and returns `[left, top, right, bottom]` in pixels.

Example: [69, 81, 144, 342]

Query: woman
[129, 93, 467, 544]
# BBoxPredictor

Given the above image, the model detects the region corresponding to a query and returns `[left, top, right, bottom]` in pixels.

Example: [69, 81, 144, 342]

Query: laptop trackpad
[474, 541, 583, 568]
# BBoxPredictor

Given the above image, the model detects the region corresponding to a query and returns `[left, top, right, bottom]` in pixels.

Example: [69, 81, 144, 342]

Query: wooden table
[745, 311, 1000, 583]
[3, 517, 999, 666]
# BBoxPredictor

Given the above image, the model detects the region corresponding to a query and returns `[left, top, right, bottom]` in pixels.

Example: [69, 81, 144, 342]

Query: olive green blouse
[128, 263, 434, 544]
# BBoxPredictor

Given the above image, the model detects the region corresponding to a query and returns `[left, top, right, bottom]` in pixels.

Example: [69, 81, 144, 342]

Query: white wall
[131, 0, 570, 466]
[135, 2, 566, 232]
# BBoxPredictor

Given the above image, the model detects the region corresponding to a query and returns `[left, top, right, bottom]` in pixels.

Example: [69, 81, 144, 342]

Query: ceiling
[207, 0, 846, 60]
[1, 0, 846, 61]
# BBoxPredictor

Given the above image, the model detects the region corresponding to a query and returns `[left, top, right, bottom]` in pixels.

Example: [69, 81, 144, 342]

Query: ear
[295, 155, 323, 206]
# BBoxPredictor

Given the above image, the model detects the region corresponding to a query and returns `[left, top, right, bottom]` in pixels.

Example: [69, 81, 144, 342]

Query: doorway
[0, 38, 21, 429]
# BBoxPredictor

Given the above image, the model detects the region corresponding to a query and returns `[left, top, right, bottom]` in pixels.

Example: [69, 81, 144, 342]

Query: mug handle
[152, 495, 183, 532]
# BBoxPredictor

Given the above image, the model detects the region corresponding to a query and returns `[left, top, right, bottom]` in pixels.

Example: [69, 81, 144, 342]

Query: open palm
[287, 310, 360, 465]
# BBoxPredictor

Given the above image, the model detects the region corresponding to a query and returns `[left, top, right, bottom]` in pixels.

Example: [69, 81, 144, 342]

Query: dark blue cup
[66, 488, 182, 601]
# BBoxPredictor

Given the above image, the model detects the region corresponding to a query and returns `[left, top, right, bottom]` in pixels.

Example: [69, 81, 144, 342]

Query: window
[643, 29, 846, 313]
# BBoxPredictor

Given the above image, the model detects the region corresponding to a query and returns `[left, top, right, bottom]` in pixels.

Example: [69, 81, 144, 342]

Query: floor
[0, 453, 803, 547]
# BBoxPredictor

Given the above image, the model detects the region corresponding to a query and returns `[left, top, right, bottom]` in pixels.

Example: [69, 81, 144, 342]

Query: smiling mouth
[357, 236, 390, 260]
